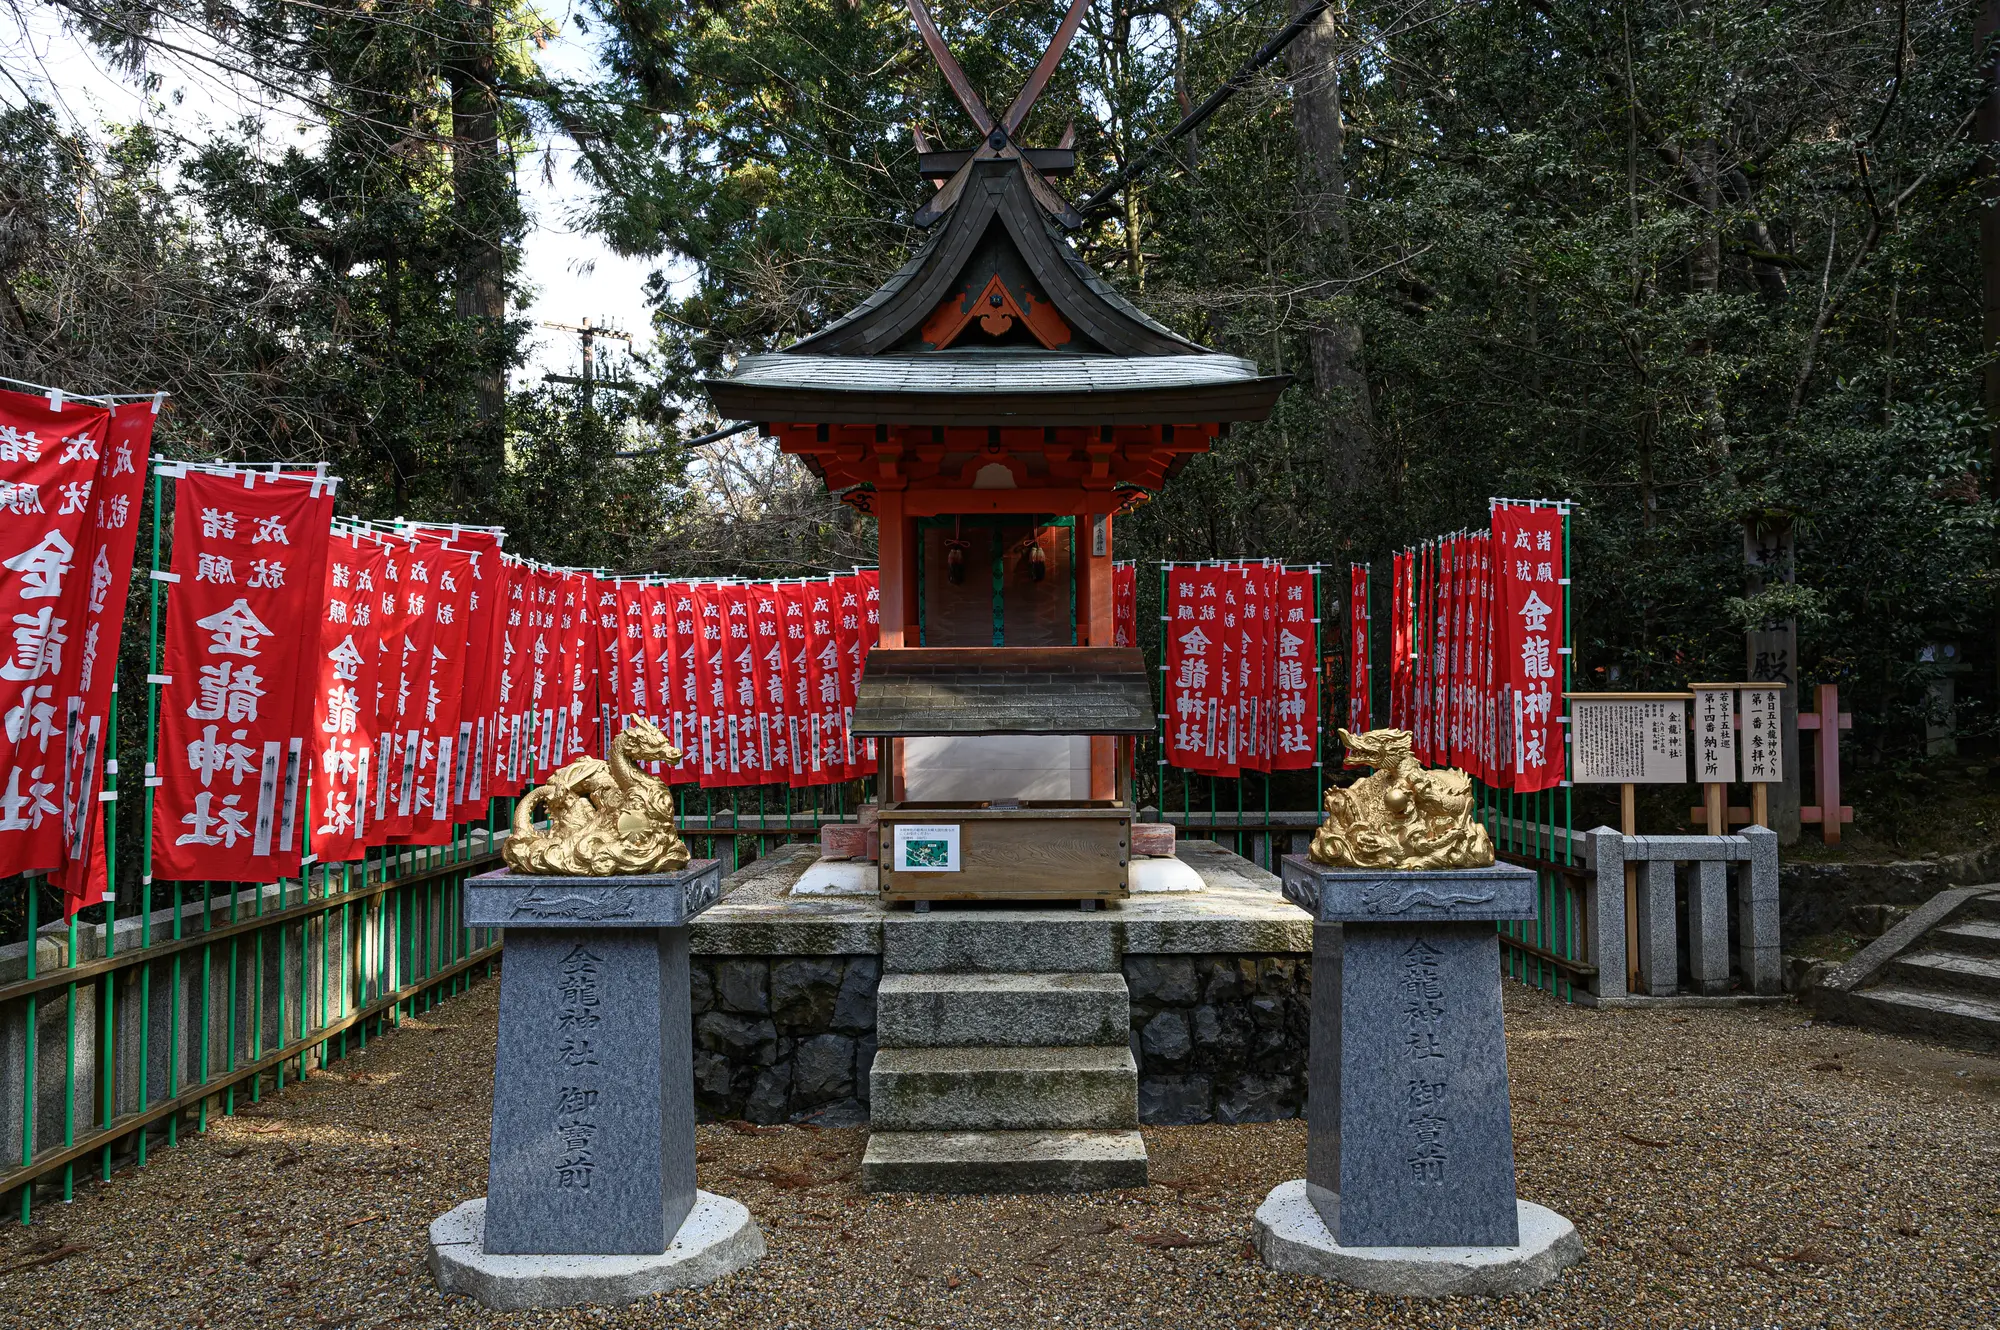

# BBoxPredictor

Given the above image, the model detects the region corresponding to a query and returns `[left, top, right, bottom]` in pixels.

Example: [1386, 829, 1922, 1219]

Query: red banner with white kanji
[51, 401, 158, 912]
[151, 469, 333, 880]
[1492, 502, 1566, 792]
[1113, 563, 1137, 649]
[396, 539, 474, 844]
[441, 532, 505, 820]
[1164, 566, 1232, 775]
[0, 388, 111, 875]
[311, 529, 383, 860]
[1272, 568, 1317, 770]
[1347, 563, 1370, 733]
[662, 583, 699, 778]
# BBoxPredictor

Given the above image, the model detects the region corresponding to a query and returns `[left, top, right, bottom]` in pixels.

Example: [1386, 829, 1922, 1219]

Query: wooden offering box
[854, 648, 1154, 905]
[877, 800, 1132, 904]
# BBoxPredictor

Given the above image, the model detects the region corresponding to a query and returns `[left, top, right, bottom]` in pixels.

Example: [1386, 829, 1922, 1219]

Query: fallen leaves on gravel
[723, 1119, 785, 1136]
[1780, 1246, 1839, 1265]
[1129, 1230, 1225, 1249]
[0, 1241, 89, 1274]
[735, 1166, 821, 1189]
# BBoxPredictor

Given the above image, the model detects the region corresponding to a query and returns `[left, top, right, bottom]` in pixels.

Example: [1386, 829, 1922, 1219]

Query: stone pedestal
[436, 861, 763, 1307]
[1269, 857, 1582, 1295]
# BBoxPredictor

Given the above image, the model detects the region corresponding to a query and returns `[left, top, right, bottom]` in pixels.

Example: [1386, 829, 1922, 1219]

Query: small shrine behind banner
[706, 153, 1286, 906]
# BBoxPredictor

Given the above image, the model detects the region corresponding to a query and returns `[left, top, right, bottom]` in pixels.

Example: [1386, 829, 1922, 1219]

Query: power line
[1074, 1, 1330, 223]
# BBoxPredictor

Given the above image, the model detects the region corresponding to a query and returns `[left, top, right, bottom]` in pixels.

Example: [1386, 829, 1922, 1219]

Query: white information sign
[1691, 686, 1738, 784]
[893, 823, 962, 873]
[1568, 695, 1690, 784]
[1740, 687, 1784, 783]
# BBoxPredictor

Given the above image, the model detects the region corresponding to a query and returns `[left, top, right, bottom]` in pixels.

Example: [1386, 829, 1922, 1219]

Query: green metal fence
[2, 831, 502, 1222]
[0, 789, 871, 1225]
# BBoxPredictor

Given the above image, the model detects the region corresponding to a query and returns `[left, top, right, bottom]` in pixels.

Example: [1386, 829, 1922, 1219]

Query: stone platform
[1253, 1180, 1583, 1297]
[688, 840, 1314, 1181]
[429, 1193, 764, 1310]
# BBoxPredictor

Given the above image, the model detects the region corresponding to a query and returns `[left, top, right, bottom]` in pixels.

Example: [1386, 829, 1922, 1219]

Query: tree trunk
[1979, 0, 2000, 691]
[1287, 0, 1373, 491]
[1690, 135, 1733, 485]
[449, 14, 507, 430]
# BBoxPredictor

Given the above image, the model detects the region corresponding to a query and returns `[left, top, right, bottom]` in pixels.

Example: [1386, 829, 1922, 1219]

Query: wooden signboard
[1689, 685, 1738, 783]
[1565, 693, 1692, 784]
[1740, 686, 1783, 783]
[876, 801, 1131, 904]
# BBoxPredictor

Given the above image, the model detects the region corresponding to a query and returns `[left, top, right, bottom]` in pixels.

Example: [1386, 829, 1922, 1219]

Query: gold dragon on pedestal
[504, 719, 692, 876]
[1309, 727, 1495, 871]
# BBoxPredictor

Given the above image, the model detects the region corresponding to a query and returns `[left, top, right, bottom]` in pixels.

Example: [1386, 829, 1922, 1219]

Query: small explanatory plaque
[893, 823, 961, 872]
[1566, 693, 1690, 784]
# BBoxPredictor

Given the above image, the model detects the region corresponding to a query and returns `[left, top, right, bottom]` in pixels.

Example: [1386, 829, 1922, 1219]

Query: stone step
[868, 1045, 1139, 1132]
[861, 1129, 1149, 1193]
[877, 972, 1130, 1049]
[1839, 985, 2000, 1050]
[883, 914, 1118, 974]
[1886, 950, 2000, 999]
[1936, 919, 2000, 957]
[1965, 892, 2000, 925]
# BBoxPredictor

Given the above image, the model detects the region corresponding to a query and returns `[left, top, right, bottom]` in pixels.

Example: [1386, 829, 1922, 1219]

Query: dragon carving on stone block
[504, 719, 692, 876]
[1309, 727, 1495, 871]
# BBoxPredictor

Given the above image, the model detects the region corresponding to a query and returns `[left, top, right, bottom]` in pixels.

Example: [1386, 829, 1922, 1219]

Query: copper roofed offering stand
[704, 0, 1287, 908]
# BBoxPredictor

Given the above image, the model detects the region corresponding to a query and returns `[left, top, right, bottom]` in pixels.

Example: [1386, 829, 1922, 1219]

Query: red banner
[1113, 563, 1137, 648]
[796, 580, 838, 781]
[492, 558, 528, 794]
[1238, 563, 1279, 773]
[1409, 546, 1428, 760]
[310, 529, 383, 861]
[151, 469, 333, 880]
[0, 388, 111, 875]
[528, 567, 563, 776]
[1347, 563, 1371, 733]
[1388, 551, 1410, 733]
[51, 401, 158, 910]
[449, 534, 505, 821]
[831, 574, 867, 780]
[1273, 568, 1317, 770]
[748, 583, 787, 779]
[1164, 566, 1230, 775]
[593, 577, 620, 755]
[381, 536, 440, 837]
[662, 583, 699, 778]
[396, 539, 474, 844]
[1493, 503, 1566, 792]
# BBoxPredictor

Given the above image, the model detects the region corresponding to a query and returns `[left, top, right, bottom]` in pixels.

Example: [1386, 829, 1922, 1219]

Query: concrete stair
[869, 1045, 1141, 1131]
[862, 1129, 1148, 1193]
[877, 972, 1130, 1047]
[1810, 888, 2000, 1049]
[864, 911, 1145, 1192]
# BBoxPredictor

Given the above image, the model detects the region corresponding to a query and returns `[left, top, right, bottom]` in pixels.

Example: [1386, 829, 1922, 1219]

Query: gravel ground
[1, 975, 1995, 1330]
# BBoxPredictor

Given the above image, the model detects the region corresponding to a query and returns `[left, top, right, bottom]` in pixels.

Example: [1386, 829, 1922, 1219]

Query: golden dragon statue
[1309, 727, 1495, 871]
[504, 718, 692, 876]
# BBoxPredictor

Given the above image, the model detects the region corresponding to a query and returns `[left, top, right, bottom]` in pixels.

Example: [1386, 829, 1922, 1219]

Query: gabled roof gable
[786, 160, 1206, 359]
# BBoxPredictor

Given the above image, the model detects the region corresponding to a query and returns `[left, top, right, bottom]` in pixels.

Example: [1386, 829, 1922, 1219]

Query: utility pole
[542, 317, 634, 413]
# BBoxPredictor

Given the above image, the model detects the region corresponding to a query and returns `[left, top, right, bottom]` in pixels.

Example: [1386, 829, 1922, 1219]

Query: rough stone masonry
[685, 842, 1315, 1126]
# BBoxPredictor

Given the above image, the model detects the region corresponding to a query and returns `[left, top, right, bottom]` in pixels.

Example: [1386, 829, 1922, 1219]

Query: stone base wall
[1126, 954, 1311, 1125]
[688, 955, 879, 1125]
[687, 950, 1311, 1128]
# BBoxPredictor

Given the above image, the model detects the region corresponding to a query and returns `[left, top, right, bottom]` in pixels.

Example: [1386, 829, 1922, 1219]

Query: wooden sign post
[1567, 692, 1693, 992]
[1690, 684, 1738, 835]
[1681, 684, 1786, 832]
[1741, 684, 1784, 831]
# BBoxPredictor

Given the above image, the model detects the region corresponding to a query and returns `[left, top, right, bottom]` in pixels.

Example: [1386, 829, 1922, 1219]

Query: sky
[0, 5, 677, 389]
